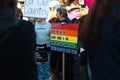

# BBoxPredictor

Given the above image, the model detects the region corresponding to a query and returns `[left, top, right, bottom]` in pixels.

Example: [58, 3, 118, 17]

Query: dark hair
[80, 0, 120, 45]
[57, 7, 68, 18]
[16, 8, 23, 19]
[0, 0, 17, 15]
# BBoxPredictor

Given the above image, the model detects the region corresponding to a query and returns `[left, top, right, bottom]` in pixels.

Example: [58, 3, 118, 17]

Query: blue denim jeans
[36, 52, 51, 80]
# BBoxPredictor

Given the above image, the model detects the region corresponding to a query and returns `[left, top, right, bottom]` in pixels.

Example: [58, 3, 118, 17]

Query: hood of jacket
[0, 7, 18, 35]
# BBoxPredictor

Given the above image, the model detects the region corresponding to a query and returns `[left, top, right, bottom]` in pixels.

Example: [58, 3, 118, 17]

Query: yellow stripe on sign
[51, 34, 78, 43]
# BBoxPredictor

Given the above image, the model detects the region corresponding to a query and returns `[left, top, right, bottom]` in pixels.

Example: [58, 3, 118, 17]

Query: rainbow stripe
[51, 34, 78, 43]
[50, 23, 79, 54]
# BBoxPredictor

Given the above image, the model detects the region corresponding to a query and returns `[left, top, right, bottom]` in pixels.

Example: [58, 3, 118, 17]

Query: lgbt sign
[50, 23, 79, 54]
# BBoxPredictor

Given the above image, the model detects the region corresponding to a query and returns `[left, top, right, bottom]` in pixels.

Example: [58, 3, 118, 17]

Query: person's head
[68, 8, 80, 19]
[80, 0, 120, 45]
[16, 8, 23, 19]
[29, 18, 36, 23]
[0, 0, 17, 15]
[36, 18, 46, 23]
[56, 7, 68, 20]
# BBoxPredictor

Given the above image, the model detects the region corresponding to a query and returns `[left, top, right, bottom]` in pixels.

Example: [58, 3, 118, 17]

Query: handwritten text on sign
[24, 0, 50, 18]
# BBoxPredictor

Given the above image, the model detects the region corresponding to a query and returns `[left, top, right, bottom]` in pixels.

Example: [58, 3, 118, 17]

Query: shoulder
[65, 17, 73, 24]
[102, 5, 120, 27]
[35, 22, 40, 27]
[19, 20, 34, 27]
[79, 15, 87, 23]
[45, 21, 51, 28]
[17, 20, 35, 35]
[18, 20, 35, 32]
[106, 5, 120, 19]
[53, 18, 60, 22]
[47, 22, 51, 27]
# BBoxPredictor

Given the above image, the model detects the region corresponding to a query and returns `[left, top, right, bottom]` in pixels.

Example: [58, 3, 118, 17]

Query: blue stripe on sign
[51, 46, 77, 54]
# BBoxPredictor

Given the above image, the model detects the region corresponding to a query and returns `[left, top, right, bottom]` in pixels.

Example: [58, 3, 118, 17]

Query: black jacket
[86, 5, 120, 80]
[54, 17, 73, 24]
[0, 8, 36, 80]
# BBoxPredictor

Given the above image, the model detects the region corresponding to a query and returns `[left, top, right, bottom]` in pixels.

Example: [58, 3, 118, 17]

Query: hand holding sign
[61, 22, 66, 24]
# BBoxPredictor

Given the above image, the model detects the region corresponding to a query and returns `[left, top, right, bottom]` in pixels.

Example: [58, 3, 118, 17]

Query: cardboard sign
[50, 23, 79, 54]
[24, 0, 50, 18]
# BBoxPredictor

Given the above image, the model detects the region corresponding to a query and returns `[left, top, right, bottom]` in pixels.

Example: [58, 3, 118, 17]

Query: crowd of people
[0, 0, 120, 80]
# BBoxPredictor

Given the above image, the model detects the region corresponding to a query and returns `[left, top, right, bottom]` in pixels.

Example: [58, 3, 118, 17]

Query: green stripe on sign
[51, 40, 78, 50]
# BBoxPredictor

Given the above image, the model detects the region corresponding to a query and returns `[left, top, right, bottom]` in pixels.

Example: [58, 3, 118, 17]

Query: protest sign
[24, 0, 50, 18]
[79, 0, 84, 5]
[50, 23, 79, 54]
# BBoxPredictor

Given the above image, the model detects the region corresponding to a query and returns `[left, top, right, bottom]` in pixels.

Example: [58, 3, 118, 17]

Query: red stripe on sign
[51, 23, 79, 31]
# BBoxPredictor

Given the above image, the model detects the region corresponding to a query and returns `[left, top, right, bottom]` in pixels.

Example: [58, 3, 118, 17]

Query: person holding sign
[35, 18, 51, 80]
[50, 7, 75, 80]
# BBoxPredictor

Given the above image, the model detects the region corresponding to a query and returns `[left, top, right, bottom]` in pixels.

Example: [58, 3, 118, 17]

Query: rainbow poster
[50, 23, 78, 54]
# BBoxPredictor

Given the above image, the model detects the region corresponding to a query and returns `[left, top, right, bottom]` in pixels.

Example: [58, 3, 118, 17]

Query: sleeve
[18, 20, 37, 79]
[47, 23, 51, 48]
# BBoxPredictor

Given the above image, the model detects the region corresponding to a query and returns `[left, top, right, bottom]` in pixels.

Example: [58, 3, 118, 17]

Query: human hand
[80, 48, 85, 53]
[61, 22, 66, 24]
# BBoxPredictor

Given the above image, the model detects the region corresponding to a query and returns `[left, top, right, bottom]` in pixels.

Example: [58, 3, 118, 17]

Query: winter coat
[0, 7, 36, 80]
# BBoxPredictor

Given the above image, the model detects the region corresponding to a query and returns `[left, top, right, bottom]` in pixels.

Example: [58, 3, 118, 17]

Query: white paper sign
[79, 0, 84, 5]
[24, 0, 50, 18]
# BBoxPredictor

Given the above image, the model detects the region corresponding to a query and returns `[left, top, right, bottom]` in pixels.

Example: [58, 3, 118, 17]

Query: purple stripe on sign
[51, 46, 77, 54]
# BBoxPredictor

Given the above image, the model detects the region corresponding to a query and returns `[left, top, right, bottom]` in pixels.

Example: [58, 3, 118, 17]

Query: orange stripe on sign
[51, 29, 78, 37]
